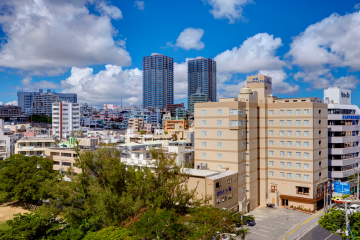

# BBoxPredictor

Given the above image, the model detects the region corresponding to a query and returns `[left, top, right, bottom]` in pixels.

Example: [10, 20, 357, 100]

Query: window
[280, 141, 285, 146]
[304, 142, 309, 147]
[296, 141, 301, 147]
[287, 131, 292, 136]
[269, 150, 274, 156]
[296, 131, 301, 136]
[304, 120, 309, 125]
[287, 120, 292, 125]
[239, 121, 243, 126]
[269, 110, 274, 115]
[269, 171, 274, 176]
[280, 120, 284, 125]
[242, 187, 246, 193]
[296, 120, 301, 125]
[280, 172, 285, 177]
[269, 161, 274, 166]
[304, 152, 310, 158]
[280, 162, 285, 167]
[296, 152, 301, 157]
[217, 198, 221, 204]
[304, 163, 310, 169]
[217, 154, 223, 159]
[230, 120, 238, 127]
[297, 187, 310, 195]
[269, 140, 274, 146]
[280, 131, 285, 136]
[239, 110, 242, 115]
[228, 194, 233, 200]
[269, 120, 274, 125]
[217, 131, 222, 137]
[242, 176, 245, 182]
[287, 110, 292, 115]
[304, 175, 310, 180]
[296, 174, 301, 179]
[230, 109, 238, 115]
[287, 141, 292, 146]
[217, 120, 222, 126]
[269, 130, 274, 135]
[216, 182, 221, 188]
[280, 151, 285, 156]
[304, 109, 310, 114]
[202, 110, 206, 115]
[202, 153, 207, 158]
[296, 163, 301, 168]
[202, 142, 207, 147]
[217, 109, 222, 115]
[202, 120, 206, 126]
[280, 110, 284, 115]
[217, 142, 222, 148]
[296, 110, 301, 115]
[287, 173, 292, 178]
[304, 131, 309, 136]
[202, 131, 207, 136]
[287, 162, 292, 167]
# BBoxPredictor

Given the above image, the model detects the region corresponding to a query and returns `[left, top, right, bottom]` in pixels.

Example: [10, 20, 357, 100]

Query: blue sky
[0, 0, 360, 108]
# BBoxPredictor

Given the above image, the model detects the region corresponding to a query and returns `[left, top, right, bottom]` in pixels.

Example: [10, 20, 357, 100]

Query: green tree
[84, 226, 136, 240]
[0, 154, 56, 203]
[319, 209, 346, 237]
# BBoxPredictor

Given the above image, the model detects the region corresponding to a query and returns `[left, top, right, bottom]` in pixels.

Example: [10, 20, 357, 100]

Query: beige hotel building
[194, 75, 328, 212]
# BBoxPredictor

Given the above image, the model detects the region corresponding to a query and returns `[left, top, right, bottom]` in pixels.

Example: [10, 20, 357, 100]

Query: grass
[0, 222, 9, 230]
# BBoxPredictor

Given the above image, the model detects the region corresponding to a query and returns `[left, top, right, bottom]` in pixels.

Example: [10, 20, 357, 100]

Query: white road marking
[256, 229, 269, 233]
[251, 231, 269, 237]
[259, 226, 272, 229]
[324, 233, 334, 240]
[270, 220, 285, 224]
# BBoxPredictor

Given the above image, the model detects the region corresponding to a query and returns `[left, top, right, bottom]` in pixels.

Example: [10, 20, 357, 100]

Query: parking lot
[244, 207, 311, 240]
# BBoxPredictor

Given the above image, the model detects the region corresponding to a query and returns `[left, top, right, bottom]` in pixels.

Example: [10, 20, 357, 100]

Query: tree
[0, 154, 56, 203]
[84, 226, 136, 240]
[319, 209, 346, 238]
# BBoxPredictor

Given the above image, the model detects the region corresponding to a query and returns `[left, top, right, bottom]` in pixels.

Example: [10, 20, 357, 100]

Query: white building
[325, 87, 360, 181]
[52, 102, 80, 139]
[0, 119, 17, 160]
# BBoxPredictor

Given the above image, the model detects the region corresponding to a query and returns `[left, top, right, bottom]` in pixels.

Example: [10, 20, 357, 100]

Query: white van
[350, 204, 360, 213]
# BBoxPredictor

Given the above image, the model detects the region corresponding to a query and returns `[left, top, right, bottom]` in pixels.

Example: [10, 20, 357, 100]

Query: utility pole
[345, 201, 349, 238]
[324, 183, 327, 212]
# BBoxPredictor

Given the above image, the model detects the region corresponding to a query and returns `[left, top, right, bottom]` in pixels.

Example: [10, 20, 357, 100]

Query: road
[300, 225, 341, 240]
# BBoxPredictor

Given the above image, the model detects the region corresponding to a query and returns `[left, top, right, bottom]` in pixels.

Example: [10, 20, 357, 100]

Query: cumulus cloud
[204, 0, 252, 23]
[134, 0, 145, 11]
[0, 0, 131, 75]
[16, 77, 60, 91]
[60, 65, 142, 106]
[168, 28, 205, 50]
[355, 3, 360, 9]
[0, 100, 18, 106]
[287, 11, 360, 70]
[174, 61, 188, 99]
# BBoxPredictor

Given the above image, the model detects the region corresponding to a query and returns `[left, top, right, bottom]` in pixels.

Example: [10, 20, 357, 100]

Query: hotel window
[269, 130, 274, 135]
[217, 199, 221, 204]
[269, 110, 274, 115]
[304, 109, 310, 114]
[217, 142, 222, 148]
[242, 176, 245, 182]
[202, 131, 207, 136]
[217, 131, 222, 137]
[218, 154, 223, 159]
[296, 141, 301, 147]
[296, 163, 301, 168]
[287, 152, 292, 157]
[304, 131, 309, 136]
[202, 120, 206, 126]
[202, 142, 207, 147]
[280, 162, 285, 167]
[304, 142, 309, 147]
[287, 173, 292, 178]
[217, 120, 222, 126]
[239, 121, 243, 126]
[280, 151, 285, 156]
[296, 131, 301, 136]
[230, 120, 238, 127]
[296, 174, 301, 179]
[269, 140, 274, 146]
[296, 110, 301, 115]
[269, 120, 274, 125]
[280, 141, 285, 146]
[230, 109, 238, 115]
[287, 131, 292, 136]
[296, 152, 301, 157]
[287, 162, 292, 167]
[269, 150, 274, 156]
[269, 171, 274, 176]
[280, 172, 285, 177]
[202, 110, 206, 115]
[239, 110, 243, 115]
[280, 110, 284, 115]
[269, 161, 274, 166]
[304, 163, 310, 169]
[287, 141, 292, 146]
[304, 152, 310, 158]
[218, 165, 222, 170]
[280, 120, 284, 125]
[280, 131, 285, 136]
[287, 110, 292, 115]
[304, 120, 309, 125]
[296, 120, 301, 125]
[242, 187, 246, 193]
[287, 120, 292, 125]
[202, 153, 207, 158]
[304, 175, 310, 180]
[217, 109, 222, 115]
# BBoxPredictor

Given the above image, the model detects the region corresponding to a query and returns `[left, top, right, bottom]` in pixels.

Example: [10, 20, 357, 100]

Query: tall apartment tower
[195, 75, 328, 212]
[52, 102, 80, 139]
[188, 57, 216, 113]
[324, 87, 360, 182]
[143, 53, 174, 109]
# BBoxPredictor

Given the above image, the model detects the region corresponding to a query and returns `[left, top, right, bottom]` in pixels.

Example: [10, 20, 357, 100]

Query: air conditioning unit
[246, 190, 250, 192]
[196, 165, 200, 169]
[246, 175, 249, 177]
[246, 164, 249, 166]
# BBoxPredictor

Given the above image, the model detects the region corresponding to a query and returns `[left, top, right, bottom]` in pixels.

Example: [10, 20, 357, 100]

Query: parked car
[350, 204, 360, 213]
[243, 216, 256, 226]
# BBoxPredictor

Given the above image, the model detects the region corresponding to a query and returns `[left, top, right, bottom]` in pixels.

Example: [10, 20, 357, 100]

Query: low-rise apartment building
[165, 120, 189, 132]
[0, 105, 22, 118]
[15, 137, 56, 156]
[45, 148, 81, 174]
[194, 75, 328, 212]
[128, 118, 144, 131]
[0, 119, 17, 160]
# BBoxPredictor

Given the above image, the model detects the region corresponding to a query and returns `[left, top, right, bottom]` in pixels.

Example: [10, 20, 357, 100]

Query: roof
[207, 170, 237, 180]
[143, 140, 163, 145]
[181, 168, 219, 177]
[19, 137, 55, 142]
[119, 143, 145, 147]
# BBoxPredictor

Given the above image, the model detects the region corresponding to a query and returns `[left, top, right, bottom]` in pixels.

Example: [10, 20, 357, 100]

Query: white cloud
[287, 11, 360, 70]
[214, 33, 286, 74]
[170, 28, 205, 51]
[0, 100, 18, 106]
[257, 70, 299, 94]
[174, 61, 188, 100]
[355, 3, 360, 9]
[204, 0, 252, 23]
[60, 65, 142, 106]
[0, 0, 131, 75]
[134, 0, 145, 11]
[16, 77, 60, 91]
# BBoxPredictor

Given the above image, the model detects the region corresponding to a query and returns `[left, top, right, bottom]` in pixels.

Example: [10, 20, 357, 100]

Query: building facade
[167, 103, 185, 116]
[52, 102, 81, 139]
[0, 105, 22, 118]
[325, 87, 360, 182]
[194, 75, 328, 212]
[143, 53, 174, 108]
[188, 57, 216, 111]
[0, 119, 17, 160]
[15, 137, 56, 156]
[188, 92, 208, 115]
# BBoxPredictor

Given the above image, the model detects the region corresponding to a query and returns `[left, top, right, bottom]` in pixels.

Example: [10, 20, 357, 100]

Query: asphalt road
[300, 225, 341, 240]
